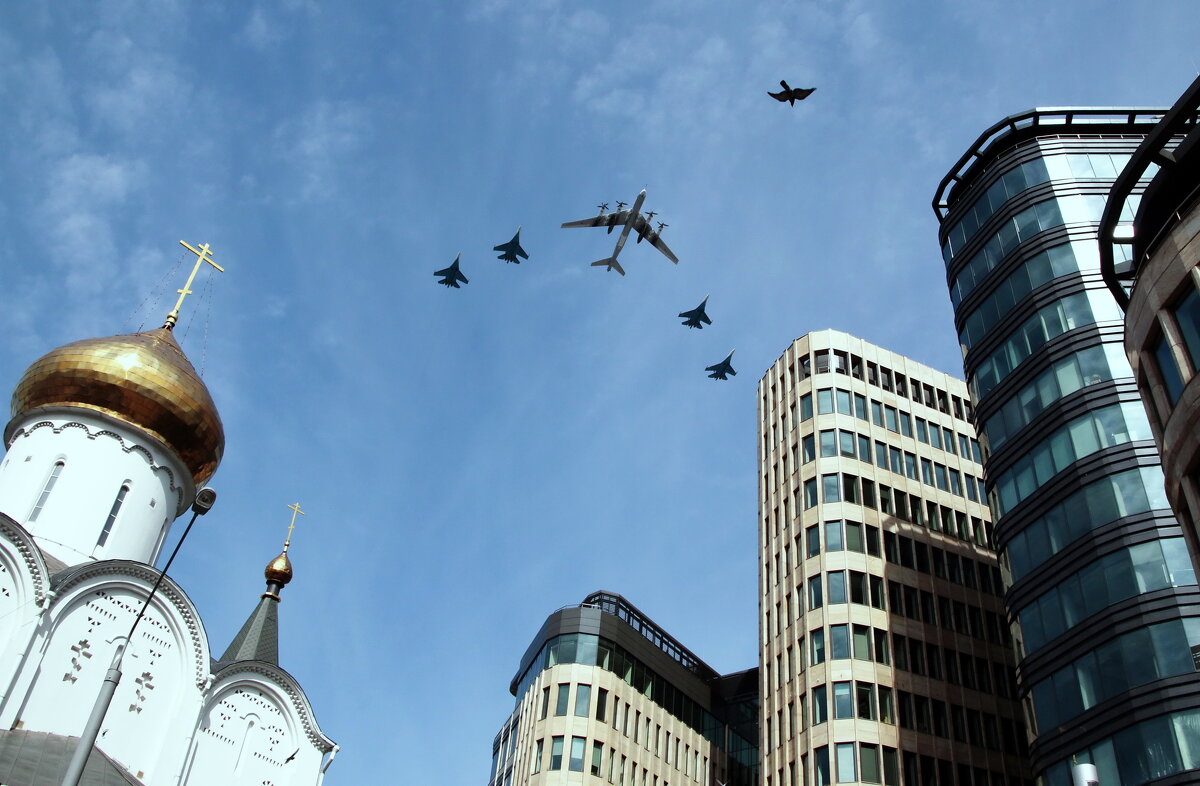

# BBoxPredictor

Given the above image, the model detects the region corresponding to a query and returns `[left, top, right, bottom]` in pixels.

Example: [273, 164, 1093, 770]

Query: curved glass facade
[1038, 708, 1200, 785]
[989, 402, 1152, 517]
[935, 116, 1191, 783]
[971, 289, 1125, 400]
[1029, 617, 1200, 733]
[1003, 466, 1169, 581]
[958, 240, 1100, 349]
[942, 152, 1135, 265]
[982, 343, 1131, 450]
[949, 194, 1111, 304]
[1014, 537, 1196, 655]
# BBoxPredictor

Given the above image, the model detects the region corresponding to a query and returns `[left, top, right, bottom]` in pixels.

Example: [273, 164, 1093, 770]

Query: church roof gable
[217, 595, 279, 665]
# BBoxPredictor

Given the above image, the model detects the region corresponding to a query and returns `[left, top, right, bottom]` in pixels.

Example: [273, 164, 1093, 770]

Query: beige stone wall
[505, 662, 723, 786]
[758, 330, 1023, 786]
[1126, 199, 1200, 558]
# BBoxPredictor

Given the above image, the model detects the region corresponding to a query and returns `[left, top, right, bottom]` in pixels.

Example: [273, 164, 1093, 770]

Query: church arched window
[27, 460, 65, 525]
[96, 482, 130, 548]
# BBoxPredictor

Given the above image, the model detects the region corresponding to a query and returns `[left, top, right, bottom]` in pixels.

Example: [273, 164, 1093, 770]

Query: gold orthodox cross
[165, 241, 225, 328]
[283, 502, 304, 552]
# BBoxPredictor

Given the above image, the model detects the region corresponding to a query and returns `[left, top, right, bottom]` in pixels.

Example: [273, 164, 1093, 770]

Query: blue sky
[0, 1, 1197, 782]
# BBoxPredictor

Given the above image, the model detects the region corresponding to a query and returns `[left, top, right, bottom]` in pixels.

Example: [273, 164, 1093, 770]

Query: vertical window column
[96, 483, 130, 548]
[28, 460, 65, 524]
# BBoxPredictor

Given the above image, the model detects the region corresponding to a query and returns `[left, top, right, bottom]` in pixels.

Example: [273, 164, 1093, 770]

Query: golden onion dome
[264, 550, 294, 586]
[8, 326, 224, 485]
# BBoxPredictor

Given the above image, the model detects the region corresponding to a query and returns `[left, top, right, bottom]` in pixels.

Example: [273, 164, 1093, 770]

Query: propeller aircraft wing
[561, 211, 631, 230]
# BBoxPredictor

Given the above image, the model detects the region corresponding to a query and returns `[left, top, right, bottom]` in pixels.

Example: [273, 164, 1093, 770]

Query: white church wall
[183, 668, 332, 786]
[0, 411, 192, 567]
[8, 567, 209, 785]
[0, 521, 50, 717]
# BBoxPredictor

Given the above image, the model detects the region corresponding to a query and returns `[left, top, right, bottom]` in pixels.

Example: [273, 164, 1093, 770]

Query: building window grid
[764, 346, 1016, 782]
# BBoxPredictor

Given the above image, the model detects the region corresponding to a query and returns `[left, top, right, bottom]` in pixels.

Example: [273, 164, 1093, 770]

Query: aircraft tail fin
[591, 257, 625, 276]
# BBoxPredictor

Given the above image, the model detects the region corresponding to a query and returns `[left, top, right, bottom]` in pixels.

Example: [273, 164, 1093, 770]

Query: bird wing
[767, 90, 788, 101]
[792, 87, 816, 99]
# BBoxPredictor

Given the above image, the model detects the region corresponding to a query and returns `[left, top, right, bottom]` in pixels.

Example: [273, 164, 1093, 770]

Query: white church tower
[0, 324, 221, 567]
[0, 244, 337, 785]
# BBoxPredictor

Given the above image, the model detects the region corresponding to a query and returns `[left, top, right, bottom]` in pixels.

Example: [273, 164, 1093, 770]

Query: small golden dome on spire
[265, 550, 293, 586]
[263, 501, 303, 589]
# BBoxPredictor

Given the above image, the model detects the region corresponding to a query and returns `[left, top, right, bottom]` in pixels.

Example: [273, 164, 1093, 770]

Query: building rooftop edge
[764, 330, 969, 389]
[508, 590, 723, 696]
[933, 106, 1169, 220]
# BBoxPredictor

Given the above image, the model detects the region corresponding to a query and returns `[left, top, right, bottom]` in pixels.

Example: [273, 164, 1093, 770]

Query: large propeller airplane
[561, 190, 678, 276]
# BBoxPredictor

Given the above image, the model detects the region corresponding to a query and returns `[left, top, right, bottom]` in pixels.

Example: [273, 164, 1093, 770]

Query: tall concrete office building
[758, 331, 1027, 786]
[934, 109, 1200, 784]
[486, 591, 759, 786]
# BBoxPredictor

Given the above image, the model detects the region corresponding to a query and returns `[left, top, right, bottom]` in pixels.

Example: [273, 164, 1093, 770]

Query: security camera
[192, 487, 217, 515]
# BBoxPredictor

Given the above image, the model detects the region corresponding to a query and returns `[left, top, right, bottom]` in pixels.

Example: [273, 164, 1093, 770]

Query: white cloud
[37, 153, 146, 299]
[0, 46, 81, 158]
[271, 101, 370, 203]
[86, 53, 191, 138]
[242, 7, 285, 50]
[263, 295, 288, 319]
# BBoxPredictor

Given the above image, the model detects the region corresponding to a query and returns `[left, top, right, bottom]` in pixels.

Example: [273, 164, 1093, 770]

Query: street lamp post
[60, 487, 216, 786]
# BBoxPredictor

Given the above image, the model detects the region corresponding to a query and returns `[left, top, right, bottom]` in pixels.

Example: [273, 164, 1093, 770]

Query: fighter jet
[706, 350, 736, 380]
[434, 254, 469, 288]
[768, 80, 816, 106]
[561, 190, 678, 275]
[493, 227, 529, 264]
[678, 296, 711, 329]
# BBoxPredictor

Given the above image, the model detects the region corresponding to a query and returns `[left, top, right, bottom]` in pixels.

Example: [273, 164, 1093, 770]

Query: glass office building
[758, 331, 1027, 786]
[934, 109, 1200, 785]
[1101, 75, 1200, 568]
[487, 592, 758, 786]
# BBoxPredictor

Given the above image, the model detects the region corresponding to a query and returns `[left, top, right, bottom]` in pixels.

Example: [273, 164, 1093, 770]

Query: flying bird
[768, 80, 816, 106]
[678, 296, 711, 329]
[434, 254, 469, 288]
[706, 350, 736, 380]
[493, 227, 529, 264]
